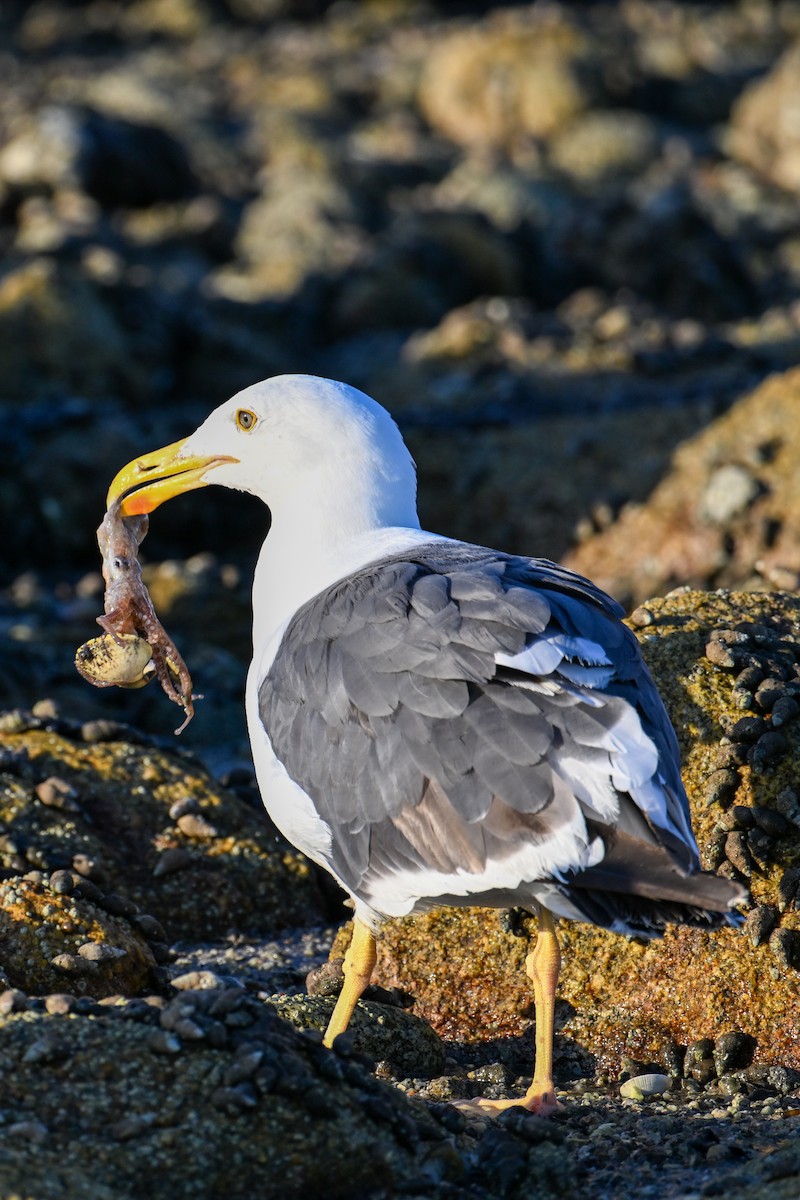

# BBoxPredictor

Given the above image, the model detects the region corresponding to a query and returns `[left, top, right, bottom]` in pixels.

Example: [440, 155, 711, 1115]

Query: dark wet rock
[0, 1002, 498, 1200]
[0, 105, 197, 209]
[714, 1031, 756, 1075]
[270, 993, 446, 1078]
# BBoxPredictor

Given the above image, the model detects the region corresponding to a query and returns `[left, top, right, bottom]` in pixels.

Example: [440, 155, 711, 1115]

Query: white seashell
[75, 633, 153, 688]
[619, 1073, 670, 1100]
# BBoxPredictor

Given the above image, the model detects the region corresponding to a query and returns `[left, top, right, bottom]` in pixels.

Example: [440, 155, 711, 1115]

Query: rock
[0, 257, 133, 401]
[270, 992, 446, 1078]
[728, 42, 800, 194]
[548, 110, 660, 184]
[216, 125, 363, 302]
[0, 105, 197, 208]
[0, 876, 156, 998]
[714, 1030, 756, 1075]
[418, 9, 592, 149]
[0, 1002, 493, 1200]
[700, 465, 761, 526]
[566, 367, 800, 606]
[0, 725, 324, 941]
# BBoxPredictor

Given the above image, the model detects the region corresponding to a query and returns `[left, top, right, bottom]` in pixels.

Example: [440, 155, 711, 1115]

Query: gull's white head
[108, 375, 420, 539]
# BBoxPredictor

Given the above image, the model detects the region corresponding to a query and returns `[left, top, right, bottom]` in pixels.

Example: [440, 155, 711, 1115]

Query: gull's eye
[235, 408, 257, 432]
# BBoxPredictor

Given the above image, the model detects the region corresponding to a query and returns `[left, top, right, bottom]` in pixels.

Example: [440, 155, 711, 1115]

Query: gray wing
[259, 541, 743, 933]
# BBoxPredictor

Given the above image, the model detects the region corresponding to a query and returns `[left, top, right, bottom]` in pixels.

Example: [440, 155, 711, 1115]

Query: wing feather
[259, 539, 743, 929]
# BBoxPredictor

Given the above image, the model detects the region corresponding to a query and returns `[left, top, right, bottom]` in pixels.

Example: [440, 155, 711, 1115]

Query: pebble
[34, 777, 80, 811]
[48, 869, 74, 895]
[77, 942, 127, 963]
[171, 969, 227, 991]
[153, 847, 194, 877]
[44, 993, 76, 1014]
[51, 952, 100, 974]
[81, 719, 132, 743]
[168, 797, 200, 821]
[177, 812, 219, 839]
[71, 853, 101, 880]
[0, 990, 27, 1015]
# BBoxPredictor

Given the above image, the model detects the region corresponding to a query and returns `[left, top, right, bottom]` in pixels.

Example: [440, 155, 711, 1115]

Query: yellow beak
[106, 437, 239, 516]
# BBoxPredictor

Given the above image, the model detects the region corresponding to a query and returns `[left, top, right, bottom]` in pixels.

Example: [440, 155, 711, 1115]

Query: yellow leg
[520, 906, 561, 1114]
[322, 919, 377, 1048]
[455, 908, 562, 1118]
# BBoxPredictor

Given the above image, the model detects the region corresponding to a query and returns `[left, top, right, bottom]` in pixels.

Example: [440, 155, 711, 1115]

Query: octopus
[75, 499, 198, 733]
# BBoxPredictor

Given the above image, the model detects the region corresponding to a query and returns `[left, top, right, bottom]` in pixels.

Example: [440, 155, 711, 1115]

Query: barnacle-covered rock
[0, 1001, 502, 1200]
[0, 874, 156, 997]
[0, 723, 324, 941]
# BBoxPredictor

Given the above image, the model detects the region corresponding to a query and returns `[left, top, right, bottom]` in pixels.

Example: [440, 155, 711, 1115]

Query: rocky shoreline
[3, 1, 800, 1195]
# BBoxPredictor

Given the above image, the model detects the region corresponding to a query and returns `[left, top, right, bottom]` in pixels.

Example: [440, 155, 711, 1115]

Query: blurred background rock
[2, 0, 800, 767]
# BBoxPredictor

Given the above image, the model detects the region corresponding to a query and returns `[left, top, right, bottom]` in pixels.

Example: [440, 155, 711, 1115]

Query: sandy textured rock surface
[566, 367, 800, 606]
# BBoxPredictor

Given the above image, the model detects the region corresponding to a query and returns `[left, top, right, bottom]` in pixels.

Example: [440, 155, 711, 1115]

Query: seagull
[107, 374, 744, 1115]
